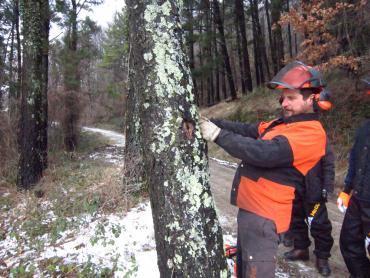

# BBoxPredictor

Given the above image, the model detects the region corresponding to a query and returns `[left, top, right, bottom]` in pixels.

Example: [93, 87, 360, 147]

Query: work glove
[337, 191, 350, 213]
[199, 117, 221, 142]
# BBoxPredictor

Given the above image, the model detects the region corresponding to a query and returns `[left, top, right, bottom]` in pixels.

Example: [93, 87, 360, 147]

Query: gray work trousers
[237, 209, 279, 278]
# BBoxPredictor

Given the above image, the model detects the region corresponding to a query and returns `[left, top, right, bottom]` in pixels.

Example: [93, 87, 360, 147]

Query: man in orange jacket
[200, 61, 331, 277]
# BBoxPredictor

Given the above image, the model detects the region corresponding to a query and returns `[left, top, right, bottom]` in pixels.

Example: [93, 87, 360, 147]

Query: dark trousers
[289, 197, 333, 259]
[340, 196, 370, 277]
[236, 209, 279, 278]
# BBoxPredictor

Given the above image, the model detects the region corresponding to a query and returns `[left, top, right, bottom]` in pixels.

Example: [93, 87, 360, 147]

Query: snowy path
[82, 127, 125, 147]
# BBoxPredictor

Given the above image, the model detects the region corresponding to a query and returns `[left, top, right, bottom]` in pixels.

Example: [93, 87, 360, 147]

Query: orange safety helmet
[268, 61, 332, 111]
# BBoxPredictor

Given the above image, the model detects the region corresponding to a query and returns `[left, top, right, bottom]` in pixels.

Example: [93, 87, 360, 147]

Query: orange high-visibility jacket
[212, 113, 326, 233]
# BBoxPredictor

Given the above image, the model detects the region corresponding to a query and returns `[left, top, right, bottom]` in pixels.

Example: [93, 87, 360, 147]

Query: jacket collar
[261, 113, 319, 137]
[281, 113, 319, 124]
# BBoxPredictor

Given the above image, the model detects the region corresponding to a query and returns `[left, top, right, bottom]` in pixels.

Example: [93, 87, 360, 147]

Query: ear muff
[314, 93, 332, 111]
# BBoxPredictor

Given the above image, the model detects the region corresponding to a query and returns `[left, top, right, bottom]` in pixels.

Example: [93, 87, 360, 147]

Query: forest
[0, 0, 369, 276]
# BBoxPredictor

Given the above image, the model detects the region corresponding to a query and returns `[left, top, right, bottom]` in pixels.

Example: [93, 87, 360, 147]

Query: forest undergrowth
[0, 129, 144, 276]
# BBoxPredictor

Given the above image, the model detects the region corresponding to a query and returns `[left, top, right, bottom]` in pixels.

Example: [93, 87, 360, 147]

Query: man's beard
[282, 109, 294, 118]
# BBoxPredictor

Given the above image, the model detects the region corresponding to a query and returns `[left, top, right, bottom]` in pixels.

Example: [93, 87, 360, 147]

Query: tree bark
[17, 0, 49, 188]
[124, 3, 145, 196]
[127, 0, 228, 276]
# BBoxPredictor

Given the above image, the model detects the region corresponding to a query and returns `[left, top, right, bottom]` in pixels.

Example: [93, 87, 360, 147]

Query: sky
[50, 0, 126, 39]
[83, 0, 125, 29]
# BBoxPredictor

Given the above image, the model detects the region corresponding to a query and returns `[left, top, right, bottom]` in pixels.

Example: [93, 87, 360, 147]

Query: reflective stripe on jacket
[213, 113, 327, 233]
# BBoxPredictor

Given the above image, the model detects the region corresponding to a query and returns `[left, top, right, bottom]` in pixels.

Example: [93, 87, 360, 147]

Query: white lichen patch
[143, 52, 153, 62]
[174, 254, 182, 264]
[167, 258, 173, 269]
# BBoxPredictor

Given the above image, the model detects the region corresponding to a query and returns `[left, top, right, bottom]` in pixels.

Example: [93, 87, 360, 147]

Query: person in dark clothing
[199, 61, 331, 278]
[339, 78, 370, 277]
[284, 141, 335, 277]
[339, 119, 370, 276]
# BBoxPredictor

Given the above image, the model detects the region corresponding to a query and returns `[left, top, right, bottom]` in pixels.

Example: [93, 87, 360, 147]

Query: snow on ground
[82, 127, 125, 147]
[88, 145, 124, 166]
[210, 157, 238, 169]
[38, 202, 159, 277]
[0, 199, 238, 277]
[1, 201, 159, 277]
[0, 127, 290, 277]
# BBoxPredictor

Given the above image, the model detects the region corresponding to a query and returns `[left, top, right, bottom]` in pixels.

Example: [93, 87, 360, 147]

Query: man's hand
[365, 235, 370, 258]
[337, 191, 350, 213]
[200, 117, 221, 142]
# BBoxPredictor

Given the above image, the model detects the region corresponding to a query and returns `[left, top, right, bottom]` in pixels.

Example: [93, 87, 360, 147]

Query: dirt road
[209, 159, 349, 278]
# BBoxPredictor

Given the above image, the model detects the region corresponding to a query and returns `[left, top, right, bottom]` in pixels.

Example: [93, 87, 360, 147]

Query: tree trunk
[17, 0, 49, 188]
[294, 32, 298, 55]
[212, 9, 220, 103]
[235, 0, 253, 93]
[205, 3, 214, 106]
[286, 0, 293, 58]
[256, 0, 271, 81]
[235, 22, 245, 94]
[127, 1, 228, 276]
[271, 0, 284, 71]
[8, 20, 16, 116]
[124, 22, 145, 195]
[250, 0, 263, 85]
[63, 0, 80, 152]
[15, 0, 21, 101]
[265, 0, 278, 74]
[8, 0, 21, 118]
[185, 0, 198, 105]
[211, 0, 237, 100]
[198, 16, 204, 106]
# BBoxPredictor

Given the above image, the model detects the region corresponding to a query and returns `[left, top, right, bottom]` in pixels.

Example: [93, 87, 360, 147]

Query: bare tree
[211, 0, 237, 100]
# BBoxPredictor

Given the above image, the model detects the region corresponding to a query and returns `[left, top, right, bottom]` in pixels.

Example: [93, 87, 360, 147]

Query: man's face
[280, 89, 313, 118]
